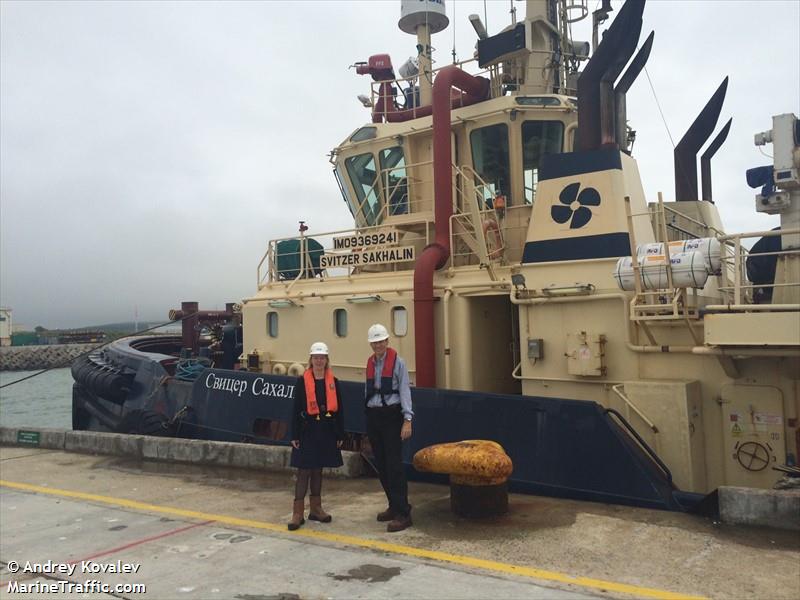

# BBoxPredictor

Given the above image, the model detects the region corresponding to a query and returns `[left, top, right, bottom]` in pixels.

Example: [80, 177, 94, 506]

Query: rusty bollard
[413, 440, 513, 518]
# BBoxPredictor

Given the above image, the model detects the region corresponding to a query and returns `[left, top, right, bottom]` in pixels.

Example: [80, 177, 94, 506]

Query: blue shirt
[365, 351, 413, 420]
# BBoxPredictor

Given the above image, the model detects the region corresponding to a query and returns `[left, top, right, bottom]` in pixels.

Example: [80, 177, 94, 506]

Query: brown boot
[387, 514, 412, 532]
[287, 498, 305, 531]
[376, 508, 394, 522]
[308, 495, 332, 523]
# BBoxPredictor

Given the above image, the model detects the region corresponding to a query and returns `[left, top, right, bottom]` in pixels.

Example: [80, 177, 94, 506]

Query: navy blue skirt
[290, 417, 343, 469]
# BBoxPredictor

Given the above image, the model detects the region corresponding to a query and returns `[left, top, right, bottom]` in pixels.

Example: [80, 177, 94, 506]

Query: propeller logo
[551, 182, 601, 229]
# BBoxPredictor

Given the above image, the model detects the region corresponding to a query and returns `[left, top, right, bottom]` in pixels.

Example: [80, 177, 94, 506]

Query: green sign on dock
[17, 430, 41, 446]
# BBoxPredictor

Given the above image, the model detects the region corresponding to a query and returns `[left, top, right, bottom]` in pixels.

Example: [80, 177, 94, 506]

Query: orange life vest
[365, 347, 398, 405]
[303, 368, 338, 415]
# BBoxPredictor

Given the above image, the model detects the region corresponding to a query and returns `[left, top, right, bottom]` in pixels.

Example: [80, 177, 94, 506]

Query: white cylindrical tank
[679, 237, 722, 274]
[613, 256, 639, 291]
[399, 0, 449, 34]
[614, 251, 710, 291]
[636, 238, 721, 274]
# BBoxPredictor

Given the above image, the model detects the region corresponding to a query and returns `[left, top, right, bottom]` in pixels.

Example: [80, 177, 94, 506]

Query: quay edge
[0, 426, 366, 479]
[2, 426, 798, 531]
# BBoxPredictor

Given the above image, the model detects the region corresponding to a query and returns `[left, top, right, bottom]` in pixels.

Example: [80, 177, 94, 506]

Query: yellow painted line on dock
[1, 479, 705, 600]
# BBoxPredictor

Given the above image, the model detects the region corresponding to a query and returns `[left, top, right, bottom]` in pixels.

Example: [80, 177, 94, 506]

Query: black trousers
[366, 404, 410, 517]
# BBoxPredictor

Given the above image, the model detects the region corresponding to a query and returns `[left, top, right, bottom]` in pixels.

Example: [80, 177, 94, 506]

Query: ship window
[522, 120, 563, 204]
[392, 306, 408, 336]
[515, 97, 563, 107]
[379, 147, 408, 215]
[334, 167, 355, 217]
[350, 126, 377, 142]
[267, 312, 278, 338]
[470, 123, 511, 207]
[345, 153, 382, 226]
[334, 308, 348, 337]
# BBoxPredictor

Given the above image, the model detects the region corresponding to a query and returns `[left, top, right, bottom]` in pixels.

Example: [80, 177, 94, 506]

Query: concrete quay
[0, 427, 366, 478]
[3, 427, 799, 531]
[1, 443, 799, 599]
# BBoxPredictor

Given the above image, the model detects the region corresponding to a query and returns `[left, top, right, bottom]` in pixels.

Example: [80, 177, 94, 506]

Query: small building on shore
[0, 308, 11, 347]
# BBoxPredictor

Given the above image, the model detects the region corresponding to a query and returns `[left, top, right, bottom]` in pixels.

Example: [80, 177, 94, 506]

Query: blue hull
[72, 336, 705, 512]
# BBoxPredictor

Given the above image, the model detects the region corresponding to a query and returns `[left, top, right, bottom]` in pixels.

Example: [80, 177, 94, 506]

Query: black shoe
[386, 514, 412, 532]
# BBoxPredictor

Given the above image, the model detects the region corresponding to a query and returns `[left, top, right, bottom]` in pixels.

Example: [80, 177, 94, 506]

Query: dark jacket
[290, 375, 345, 441]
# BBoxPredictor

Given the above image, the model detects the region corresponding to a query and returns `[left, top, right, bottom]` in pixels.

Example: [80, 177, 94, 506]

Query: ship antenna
[452, 0, 457, 63]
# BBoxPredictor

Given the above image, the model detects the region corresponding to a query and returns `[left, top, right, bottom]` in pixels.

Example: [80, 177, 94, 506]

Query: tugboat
[73, 0, 799, 512]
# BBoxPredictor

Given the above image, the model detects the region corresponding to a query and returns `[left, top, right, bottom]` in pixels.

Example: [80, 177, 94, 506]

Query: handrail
[368, 57, 494, 115]
[256, 218, 434, 286]
[716, 227, 800, 305]
[612, 384, 658, 433]
[605, 407, 673, 484]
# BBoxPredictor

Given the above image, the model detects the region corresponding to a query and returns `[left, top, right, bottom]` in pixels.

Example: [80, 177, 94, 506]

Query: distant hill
[85, 321, 178, 333]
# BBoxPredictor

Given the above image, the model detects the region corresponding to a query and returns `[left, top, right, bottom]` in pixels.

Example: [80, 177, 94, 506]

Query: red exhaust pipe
[413, 66, 488, 388]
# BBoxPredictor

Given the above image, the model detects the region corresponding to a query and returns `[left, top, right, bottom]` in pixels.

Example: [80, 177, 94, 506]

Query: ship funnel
[614, 30, 654, 154]
[674, 77, 729, 201]
[700, 117, 732, 203]
[576, 0, 645, 152]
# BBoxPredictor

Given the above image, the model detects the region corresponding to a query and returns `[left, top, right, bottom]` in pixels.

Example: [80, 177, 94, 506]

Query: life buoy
[482, 218, 504, 260]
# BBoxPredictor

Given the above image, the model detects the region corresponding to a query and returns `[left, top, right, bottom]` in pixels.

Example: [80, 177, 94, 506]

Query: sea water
[0, 368, 73, 429]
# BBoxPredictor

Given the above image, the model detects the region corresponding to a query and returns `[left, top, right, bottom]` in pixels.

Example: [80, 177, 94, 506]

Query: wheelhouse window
[345, 152, 381, 226]
[522, 120, 564, 204]
[470, 124, 511, 207]
[267, 312, 278, 338]
[334, 308, 348, 337]
[334, 167, 354, 217]
[379, 147, 408, 215]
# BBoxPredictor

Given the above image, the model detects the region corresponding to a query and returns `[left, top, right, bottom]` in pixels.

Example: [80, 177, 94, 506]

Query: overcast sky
[1, 0, 798, 329]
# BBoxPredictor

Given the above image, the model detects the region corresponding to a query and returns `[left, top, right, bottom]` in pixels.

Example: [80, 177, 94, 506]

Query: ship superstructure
[241, 0, 800, 495]
[70, 0, 799, 509]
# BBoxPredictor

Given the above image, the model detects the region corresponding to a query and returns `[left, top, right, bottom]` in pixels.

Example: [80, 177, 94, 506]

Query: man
[365, 323, 413, 532]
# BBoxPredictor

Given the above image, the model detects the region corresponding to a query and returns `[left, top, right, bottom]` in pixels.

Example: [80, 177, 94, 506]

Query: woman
[287, 341, 344, 531]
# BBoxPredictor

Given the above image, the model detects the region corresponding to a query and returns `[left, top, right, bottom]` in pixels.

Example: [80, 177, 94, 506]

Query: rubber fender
[272, 363, 287, 375]
[115, 409, 170, 437]
[98, 371, 127, 402]
[71, 383, 92, 430]
[287, 362, 304, 377]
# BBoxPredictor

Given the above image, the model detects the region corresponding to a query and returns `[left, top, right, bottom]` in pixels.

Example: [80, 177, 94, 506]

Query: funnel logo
[551, 182, 601, 229]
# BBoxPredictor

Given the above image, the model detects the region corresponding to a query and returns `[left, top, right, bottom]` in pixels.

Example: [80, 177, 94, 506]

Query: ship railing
[257, 218, 435, 288]
[630, 197, 800, 316]
[367, 58, 502, 121]
[356, 159, 436, 228]
[625, 196, 702, 321]
[654, 203, 739, 285]
[653, 203, 725, 242]
[449, 165, 510, 271]
[716, 227, 800, 308]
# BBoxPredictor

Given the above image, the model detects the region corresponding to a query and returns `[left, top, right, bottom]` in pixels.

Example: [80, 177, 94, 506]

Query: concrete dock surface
[1, 446, 798, 599]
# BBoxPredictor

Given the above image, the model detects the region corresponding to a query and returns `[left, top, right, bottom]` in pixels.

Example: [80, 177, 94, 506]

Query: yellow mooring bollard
[413, 440, 513, 518]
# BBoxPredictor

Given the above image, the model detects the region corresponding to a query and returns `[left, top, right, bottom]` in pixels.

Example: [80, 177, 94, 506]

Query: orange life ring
[482, 218, 504, 260]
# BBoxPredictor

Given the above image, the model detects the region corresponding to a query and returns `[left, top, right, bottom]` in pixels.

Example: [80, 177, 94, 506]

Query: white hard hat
[309, 341, 329, 355]
[367, 324, 389, 343]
